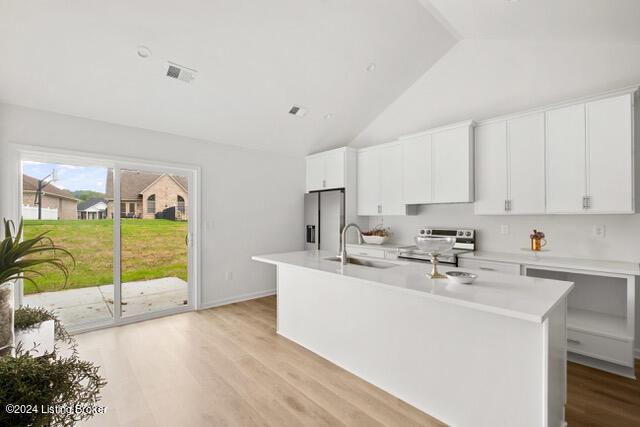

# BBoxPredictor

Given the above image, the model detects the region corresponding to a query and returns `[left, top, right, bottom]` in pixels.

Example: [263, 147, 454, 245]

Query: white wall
[0, 103, 304, 307]
[353, 38, 640, 146]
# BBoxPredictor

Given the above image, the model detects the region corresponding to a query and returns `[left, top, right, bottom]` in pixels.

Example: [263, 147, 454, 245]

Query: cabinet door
[545, 104, 586, 213]
[323, 149, 345, 190]
[306, 156, 325, 192]
[357, 149, 380, 216]
[474, 122, 507, 214]
[432, 126, 473, 203]
[402, 134, 431, 204]
[379, 144, 405, 215]
[508, 113, 546, 214]
[586, 94, 633, 213]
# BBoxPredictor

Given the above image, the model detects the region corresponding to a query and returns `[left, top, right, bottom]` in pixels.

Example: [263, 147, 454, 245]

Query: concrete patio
[23, 277, 188, 327]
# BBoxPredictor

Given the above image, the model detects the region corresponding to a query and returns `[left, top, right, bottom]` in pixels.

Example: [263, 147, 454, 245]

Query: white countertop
[252, 250, 574, 323]
[459, 251, 640, 276]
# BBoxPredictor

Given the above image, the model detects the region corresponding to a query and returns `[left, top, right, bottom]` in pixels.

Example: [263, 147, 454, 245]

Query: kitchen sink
[324, 256, 398, 269]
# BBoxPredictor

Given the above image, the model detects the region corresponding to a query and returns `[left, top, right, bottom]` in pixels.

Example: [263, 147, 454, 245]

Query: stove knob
[426, 230, 431, 235]
[465, 231, 471, 237]
[419, 229, 425, 235]
[457, 231, 463, 236]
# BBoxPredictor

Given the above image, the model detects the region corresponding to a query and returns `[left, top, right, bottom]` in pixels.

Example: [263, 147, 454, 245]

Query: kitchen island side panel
[277, 264, 563, 427]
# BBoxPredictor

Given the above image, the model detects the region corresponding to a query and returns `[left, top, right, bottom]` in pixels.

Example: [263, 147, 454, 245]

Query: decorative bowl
[414, 236, 456, 255]
[362, 235, 389, 245]
[445, 271, 477, 285]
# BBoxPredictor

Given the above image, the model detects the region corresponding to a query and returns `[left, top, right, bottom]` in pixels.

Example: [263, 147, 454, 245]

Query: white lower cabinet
[460, 256, 637, 375]
[458, 258, 521, 275]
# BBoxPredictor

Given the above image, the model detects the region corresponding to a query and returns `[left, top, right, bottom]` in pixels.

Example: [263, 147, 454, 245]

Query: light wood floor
[77, 296, 640, 427]
[77, 296, 444, 426]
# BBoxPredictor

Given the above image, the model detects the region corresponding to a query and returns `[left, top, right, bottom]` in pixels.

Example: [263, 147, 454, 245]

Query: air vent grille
[166, 62, 197, 83]
[289, 105, 307, 117]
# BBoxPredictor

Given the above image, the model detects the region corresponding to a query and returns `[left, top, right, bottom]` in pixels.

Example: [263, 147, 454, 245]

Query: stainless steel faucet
[338, 223, 363, 265]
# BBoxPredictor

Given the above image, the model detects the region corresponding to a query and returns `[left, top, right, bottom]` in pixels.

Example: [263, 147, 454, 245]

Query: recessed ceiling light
[324, 113, 333, 120]
[366, 63, 376, 72]
[137, 46, 152, 58]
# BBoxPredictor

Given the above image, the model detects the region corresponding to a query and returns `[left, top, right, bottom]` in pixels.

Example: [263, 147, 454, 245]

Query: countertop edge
[252, 254, 572, 324]
[458, 251, 640, 276]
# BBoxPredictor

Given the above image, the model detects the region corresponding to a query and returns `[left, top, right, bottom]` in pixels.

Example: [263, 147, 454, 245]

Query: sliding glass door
[20, 160, 114, 329]
[118, 168, 189, 318]
[18, 151, 196, 331]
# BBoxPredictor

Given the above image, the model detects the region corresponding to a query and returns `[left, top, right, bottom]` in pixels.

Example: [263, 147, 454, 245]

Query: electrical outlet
[500, 225, 509, 235]
[592, 225, 606, 238]
[225, 272, 233, 280]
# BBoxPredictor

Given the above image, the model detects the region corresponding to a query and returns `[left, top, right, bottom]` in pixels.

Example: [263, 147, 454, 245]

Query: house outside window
[120, 203, 126, 214]
[147, 194, 156, 213]
[129, 202, 135, 214]
[177, 195, 185, 214]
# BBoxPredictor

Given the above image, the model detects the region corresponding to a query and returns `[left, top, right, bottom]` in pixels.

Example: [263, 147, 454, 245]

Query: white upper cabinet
[379, 144, 406, 215]
[508, 113, 546, 214]
[357, 149, 380, 215]
[306, 156, 324, 191]
[357, 144, 412, 216]
[431, 125, 474, 203]
[323, 149, 345, 190]
[546, 103, 587, 213]
[474, 121, 508, 214]
[586, 94, 633, 213]
[545, 92, 635, 214]
[401, 134, 432, 204]
[306, 148, 346, 192]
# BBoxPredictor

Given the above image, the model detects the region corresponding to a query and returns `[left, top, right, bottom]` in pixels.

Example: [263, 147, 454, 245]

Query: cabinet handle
[567, 339, 581, 345]
[479, 267, 495, 271]
[504, 200, 508, 211]
[508, 200, 512, 211]
[582, 196, 588, 209]
[322, 179, 326, 188]
[377, 204, 382, 214]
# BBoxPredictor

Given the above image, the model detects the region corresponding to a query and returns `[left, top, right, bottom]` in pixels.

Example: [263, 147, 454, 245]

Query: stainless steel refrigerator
[304, 189, 344, 254]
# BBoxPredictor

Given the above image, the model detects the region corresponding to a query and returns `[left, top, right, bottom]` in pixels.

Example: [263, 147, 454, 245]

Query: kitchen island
[252, 250, 574, 427]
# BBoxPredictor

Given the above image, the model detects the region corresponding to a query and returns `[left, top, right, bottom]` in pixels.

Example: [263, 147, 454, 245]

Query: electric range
[398, 227, 475, 266]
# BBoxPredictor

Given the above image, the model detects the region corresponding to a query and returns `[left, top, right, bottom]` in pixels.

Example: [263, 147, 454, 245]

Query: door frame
[9, 143, 201, 333]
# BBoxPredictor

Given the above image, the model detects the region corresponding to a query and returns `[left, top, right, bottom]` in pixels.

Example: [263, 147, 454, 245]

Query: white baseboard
[199, 289, 276, 310]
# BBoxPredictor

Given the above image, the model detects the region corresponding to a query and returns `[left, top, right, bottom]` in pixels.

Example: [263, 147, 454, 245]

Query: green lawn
[22, 219, 188, 295]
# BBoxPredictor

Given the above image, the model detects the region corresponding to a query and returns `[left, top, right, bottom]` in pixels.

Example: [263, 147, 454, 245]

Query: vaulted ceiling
[353, 0, 640, 146]
[0, 0, 455, 156]
[2, 1, 639, 156]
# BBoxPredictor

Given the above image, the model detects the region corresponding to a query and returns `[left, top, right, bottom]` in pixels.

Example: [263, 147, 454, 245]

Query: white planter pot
[15, 319, 55, 356]
[0, 281, 15, 356]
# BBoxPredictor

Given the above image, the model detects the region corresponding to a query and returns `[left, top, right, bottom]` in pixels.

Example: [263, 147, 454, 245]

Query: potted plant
[0, 311, 106, 427]
[0, 218, 74, 354]
[14, 306, 69, 356]
[361, 224, 392, 245]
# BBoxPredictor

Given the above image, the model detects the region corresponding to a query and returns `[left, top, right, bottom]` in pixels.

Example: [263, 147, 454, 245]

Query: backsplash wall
[368, 203, 640, 262]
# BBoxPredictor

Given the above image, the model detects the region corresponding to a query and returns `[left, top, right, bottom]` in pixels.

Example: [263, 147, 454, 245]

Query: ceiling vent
[288, 105, 308, 118]
[166, 62, 197, 84]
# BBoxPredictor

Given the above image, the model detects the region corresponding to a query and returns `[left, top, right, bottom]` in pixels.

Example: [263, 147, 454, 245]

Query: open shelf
[567, 307, 630, 341]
